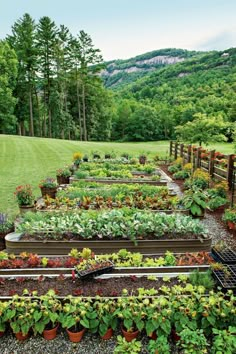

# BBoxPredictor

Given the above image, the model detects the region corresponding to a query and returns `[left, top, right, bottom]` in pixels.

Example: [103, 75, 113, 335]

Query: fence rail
[169, 141, 235, 189]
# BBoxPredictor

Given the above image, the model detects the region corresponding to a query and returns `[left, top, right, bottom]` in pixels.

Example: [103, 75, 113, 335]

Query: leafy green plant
[178, 328, 208, 353]
[114, 335, 141, 354]
[182, 187, 207, 216]
[56, 167, 72, 178]
[59, 296, 99, 334]
[207, 196, 227, 211]
[93, 298, 118, 337]
[188, 270, 214, 290]
[147, 336, 171, 354]
[223, 208, 236, 223]
[39, 177, 57, 188]
[0, 212, 13, 234]
[211, 326, 236, 353]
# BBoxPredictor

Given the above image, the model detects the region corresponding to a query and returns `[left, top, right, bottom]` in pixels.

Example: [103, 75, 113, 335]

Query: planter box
[213, 265, 236, 291]
[5, 233, 212, 255]
[70, 177, 167, 186]
[212, 247, 236, 264]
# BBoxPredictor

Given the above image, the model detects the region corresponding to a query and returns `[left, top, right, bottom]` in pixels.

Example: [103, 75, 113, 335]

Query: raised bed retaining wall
[5, 233, 212, 255]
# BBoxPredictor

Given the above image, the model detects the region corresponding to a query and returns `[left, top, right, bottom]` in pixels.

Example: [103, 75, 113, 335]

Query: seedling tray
[75, 261, 114, 279]
[211, 247, 236, 264]
[213, 265, 236, 291]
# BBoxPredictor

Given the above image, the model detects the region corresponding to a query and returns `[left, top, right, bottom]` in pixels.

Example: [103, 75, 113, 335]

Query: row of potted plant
[0, 288, 234, 346]
[16, 209, 207, 242]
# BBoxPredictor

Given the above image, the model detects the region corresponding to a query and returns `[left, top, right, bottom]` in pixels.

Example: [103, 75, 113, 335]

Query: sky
[0, 0, 236, 60]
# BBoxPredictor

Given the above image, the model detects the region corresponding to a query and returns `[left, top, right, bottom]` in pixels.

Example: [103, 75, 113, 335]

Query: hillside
[101, 48, 203, 89]
[111, 47, 236, 141]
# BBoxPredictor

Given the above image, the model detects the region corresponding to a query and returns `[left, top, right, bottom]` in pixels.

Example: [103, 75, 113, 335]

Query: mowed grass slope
[0, 135, 169, 215]
[0, 135, 234, 216]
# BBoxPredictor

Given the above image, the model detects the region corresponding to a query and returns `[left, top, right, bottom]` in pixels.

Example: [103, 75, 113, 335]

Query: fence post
[174, 142, 178, 160]
[170, 141, 173, 157]
[209, 150, 215, 177]
[180, 144, 184, 158]
[196, 147, 201, 168]
[187, 145, 192, 163]
[227, 154, 234, 190]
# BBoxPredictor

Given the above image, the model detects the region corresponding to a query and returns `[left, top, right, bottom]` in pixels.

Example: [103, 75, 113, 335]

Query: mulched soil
[0, 276, 183, 297]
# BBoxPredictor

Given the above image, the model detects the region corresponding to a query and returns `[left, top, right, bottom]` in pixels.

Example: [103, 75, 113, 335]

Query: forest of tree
[1, 13, 236, 142]
[0, 13, 113, 141]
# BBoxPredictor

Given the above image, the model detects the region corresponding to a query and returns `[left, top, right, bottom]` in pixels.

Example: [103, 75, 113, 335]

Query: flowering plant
[39, 178, 57, 189]
[56, 167, 71, 178]
[14, 185, 35, 206]
[73, 152, 83, 166]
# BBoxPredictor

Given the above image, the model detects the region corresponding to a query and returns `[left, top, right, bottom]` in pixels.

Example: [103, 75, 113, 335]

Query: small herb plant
[147, 336, 171, 354]
[178, 328, 208, 354]
[211, 326, 236, 353]
[114, 336, 141, 354]
[39, 177, 57, 188]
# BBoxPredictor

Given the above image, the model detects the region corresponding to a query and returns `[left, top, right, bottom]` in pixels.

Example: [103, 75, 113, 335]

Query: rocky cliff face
[101, 55, 184, 77]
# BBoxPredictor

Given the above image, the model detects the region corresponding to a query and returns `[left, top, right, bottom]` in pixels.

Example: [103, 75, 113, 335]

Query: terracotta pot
[121, 326, 139, 342]
[101, 327, 113, 340]
[19, 205, 35, 214]
[149, 331, 157, 340]
[40, 187, 57, 199]
[56, 175, 70, 185]
[171, 328, 180, 342]
[43, 324, 59, 340]
[15, 332, 29, 341]
[227, 221, 236, 230]
[66, 327, 85, 343]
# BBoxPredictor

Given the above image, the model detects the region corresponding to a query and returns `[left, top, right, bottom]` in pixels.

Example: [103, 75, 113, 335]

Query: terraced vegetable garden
[1, 152, 236, 353]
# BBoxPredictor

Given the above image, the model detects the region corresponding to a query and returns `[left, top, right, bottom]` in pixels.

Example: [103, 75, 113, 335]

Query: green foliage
[211, 326, 236, 354]
[147, 336, 171, 354]
[189, 270, 215, 290]
[182, 187, 208, 216]
[178, 328, 208, 353]
[114, 336, 142, 354]
[0, 40, 17, 133]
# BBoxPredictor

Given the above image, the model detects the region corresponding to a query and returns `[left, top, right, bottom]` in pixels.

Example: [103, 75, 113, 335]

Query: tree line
[0, 13, 113, 141]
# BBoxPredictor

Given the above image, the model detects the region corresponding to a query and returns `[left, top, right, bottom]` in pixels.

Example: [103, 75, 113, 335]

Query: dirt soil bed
[0, 276, 184, 297]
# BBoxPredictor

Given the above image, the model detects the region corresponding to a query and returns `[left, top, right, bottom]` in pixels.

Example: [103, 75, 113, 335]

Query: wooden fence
[169, 141, 235, 189]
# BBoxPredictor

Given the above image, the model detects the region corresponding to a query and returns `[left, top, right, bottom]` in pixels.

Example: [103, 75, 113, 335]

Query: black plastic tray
[213, 265, 236, 291]
[75, 261, 114, 279]
[211, 248, 236, 264]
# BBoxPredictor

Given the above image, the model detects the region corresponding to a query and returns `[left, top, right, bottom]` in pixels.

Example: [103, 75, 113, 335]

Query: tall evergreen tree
[36, 16, 57, 137]
[8, 13, 37, 136]
[0, 41, 18, 133]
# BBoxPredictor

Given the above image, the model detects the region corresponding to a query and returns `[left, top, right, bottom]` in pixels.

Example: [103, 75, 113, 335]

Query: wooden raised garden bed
[5, 232, 212, 255]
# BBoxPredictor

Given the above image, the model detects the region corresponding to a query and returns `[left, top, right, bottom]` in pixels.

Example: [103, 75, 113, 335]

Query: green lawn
[0, 135, 234, 216]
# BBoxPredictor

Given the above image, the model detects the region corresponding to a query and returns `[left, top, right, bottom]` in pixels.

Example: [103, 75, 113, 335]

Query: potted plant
[39, 178, 58, 199]
[14, 184, 35, 214]
[147, 336, 171, 354]
[34, 289, 62, 340]
[115, 297, 145, 342]
[223, 208, 236, 230]
[93, 298, 118, 340]
[59, 297, 99, 342]
[56, 167, 72, 185]
[182, 187, 207, 217]
[0, 213, 14, 250]
[83, 154, 89, 162]
[139, 154, 147, 165]
[8, 293, 38, 340]
[114, 335, 142, 354]
[73, 152, 83, 168]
